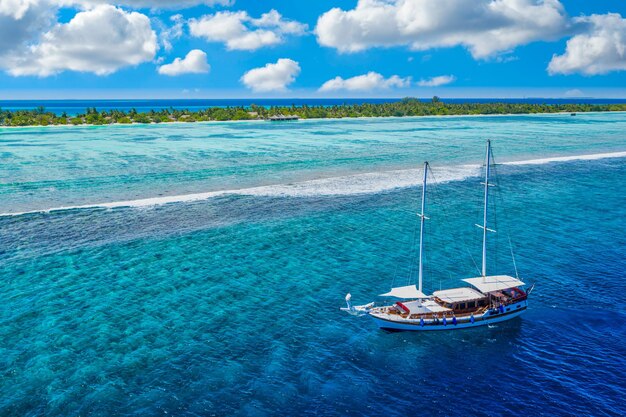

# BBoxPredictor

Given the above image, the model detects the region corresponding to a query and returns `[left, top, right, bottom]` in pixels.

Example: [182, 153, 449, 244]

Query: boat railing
[406, 306, 488, 320]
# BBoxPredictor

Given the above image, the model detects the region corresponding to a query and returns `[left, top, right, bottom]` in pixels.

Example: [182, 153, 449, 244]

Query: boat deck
[376, 288, 527, 320]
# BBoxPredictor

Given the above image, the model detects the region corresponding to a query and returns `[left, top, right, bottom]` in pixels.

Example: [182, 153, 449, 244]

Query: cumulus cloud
[0, 0, 54, 54]
[548, 13, 626, 75]
[3, 5, 157, 76]
[315, 0, 570, 58]
[189, 9, 307, 51]
[0, 0, 41, 19]
[158, 49, 210, 75]
[417, 75, 456, 87]
[241, 58, 300, 92]
[319, 72, 411, 92]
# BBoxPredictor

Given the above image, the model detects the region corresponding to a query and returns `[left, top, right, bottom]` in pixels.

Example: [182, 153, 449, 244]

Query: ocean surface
[1, 113, 625, 416]
[2, 98, 626, 115]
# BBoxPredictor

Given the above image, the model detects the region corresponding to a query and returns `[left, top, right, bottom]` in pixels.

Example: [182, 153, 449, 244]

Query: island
[1, 97, 626, 127]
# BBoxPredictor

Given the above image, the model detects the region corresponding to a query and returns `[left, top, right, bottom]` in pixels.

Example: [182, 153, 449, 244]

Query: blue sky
[1, 0, 626, 98]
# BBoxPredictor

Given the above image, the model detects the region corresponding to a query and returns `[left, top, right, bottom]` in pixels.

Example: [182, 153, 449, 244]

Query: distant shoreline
[2, 110, 626, 130]
[2, 98, 626, 128]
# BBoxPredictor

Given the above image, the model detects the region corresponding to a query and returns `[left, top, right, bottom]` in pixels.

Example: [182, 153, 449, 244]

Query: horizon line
[2, 96, 626, 102]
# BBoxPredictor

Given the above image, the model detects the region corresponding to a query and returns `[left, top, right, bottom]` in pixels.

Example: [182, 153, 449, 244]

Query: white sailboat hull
[369, 300, 528, 332]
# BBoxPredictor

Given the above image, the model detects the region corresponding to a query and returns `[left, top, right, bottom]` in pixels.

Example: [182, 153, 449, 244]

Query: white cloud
[417, 75, 456, 87]
[0, 0, 54, 54]
[3, 5, 157, 76]
[548, 13, 626, 75]
[319, 72, 411, 92]
[158, 49, 210, 75]
[315, 0, 570, 59]
[158, 13, 184, 51]
[189, 9, 307, 51]
[0, 0, 40, 19]
[241, 58, 300, 92]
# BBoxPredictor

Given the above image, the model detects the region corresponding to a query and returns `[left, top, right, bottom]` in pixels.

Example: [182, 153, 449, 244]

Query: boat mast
[480, 140, 494, 281]
[418, 161, 429, 293]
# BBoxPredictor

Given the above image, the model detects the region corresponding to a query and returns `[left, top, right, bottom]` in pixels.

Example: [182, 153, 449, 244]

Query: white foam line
[2, 150, 625, 217]
[1, 165, 480, 217]
[502, 151, 626, 166]
[1, 190, 231, 217]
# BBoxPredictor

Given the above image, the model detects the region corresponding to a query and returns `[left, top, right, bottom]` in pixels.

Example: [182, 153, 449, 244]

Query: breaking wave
[2, 151, 625, 217]
[502, 151, 626, 166]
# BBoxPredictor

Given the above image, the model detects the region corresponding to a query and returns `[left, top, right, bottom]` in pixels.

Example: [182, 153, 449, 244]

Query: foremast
[417, 162, 429, 293]
[477, 140, 495, 282]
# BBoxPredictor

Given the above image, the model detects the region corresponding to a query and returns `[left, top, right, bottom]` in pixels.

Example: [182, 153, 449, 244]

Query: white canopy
[421, 299, 452, 313]
[433, 287, 486, 304]
[462, 275, 525, 293]
[379, 285, 428, 299]
[400, 299, 451, 314]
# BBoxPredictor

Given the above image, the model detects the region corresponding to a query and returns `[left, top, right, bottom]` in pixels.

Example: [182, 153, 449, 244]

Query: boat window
[459, 303, 465, 309]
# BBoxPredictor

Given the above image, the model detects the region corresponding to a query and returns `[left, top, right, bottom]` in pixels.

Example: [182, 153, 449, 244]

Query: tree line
[2, 98, 626, 127]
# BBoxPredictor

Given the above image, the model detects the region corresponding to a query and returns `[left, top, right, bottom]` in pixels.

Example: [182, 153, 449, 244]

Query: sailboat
[342, 140, 531, 331]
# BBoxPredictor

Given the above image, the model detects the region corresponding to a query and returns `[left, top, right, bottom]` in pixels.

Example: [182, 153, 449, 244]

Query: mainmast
[418, 161, 429, 293]
[478, 140, 495, 281]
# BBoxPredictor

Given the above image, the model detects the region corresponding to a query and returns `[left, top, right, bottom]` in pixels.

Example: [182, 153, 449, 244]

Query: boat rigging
[341, 140, 532, 331]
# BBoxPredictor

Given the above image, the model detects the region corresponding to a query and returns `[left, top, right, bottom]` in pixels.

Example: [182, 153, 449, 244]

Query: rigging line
[468, 184, 484, 276]
[410, 206, 423, 286]
[508, 235, 520, 279]
[429, 165, 475, 274]
[406, 194, 422, 287]
[491, 146, 518, 276]
[421, 169, 438, 289]
[410, 161, 430, 284]
[403, 163, 433, 290]
[371, 203, 413, 289]
[428, 165, 482, 277]
[491, 148, 500, 273]
[486, 143, 502, 273]
[390, 265, 399, 290]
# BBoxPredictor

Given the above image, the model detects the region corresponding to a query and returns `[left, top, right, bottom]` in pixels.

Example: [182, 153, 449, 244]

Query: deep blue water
[1, 97, 626, 115]
[1, 114, 625, 416]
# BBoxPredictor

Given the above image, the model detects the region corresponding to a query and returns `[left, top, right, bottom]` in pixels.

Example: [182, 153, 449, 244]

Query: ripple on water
[1, 132, 625, 415]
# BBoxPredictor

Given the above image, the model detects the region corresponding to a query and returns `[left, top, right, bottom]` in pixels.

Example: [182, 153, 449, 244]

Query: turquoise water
[1, 113, 625, 416]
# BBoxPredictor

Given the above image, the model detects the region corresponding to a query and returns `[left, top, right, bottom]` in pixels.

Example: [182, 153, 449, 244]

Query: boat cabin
[430, 276, 527, 313]
[378, 275, 528, 318]
[432, 287, 487, 312]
